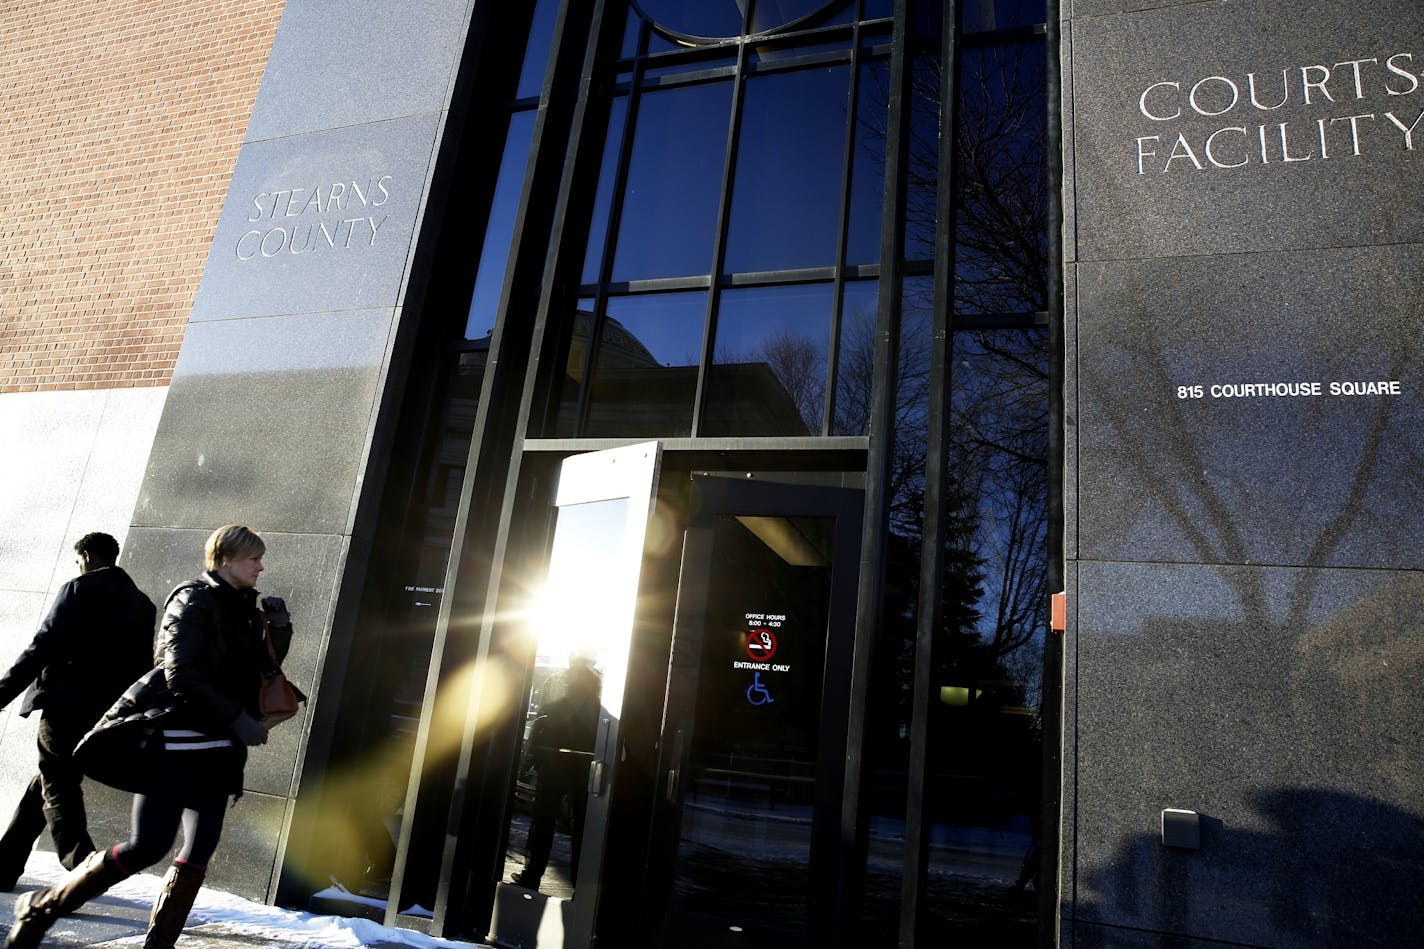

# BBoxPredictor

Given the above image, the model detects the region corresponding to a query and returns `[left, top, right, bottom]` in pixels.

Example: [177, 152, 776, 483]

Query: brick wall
[0, 0, 285, 393]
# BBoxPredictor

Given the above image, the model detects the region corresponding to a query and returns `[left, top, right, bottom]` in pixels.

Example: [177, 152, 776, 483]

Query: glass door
[489, 441, 662, 949]
[645, 475, 863, 948]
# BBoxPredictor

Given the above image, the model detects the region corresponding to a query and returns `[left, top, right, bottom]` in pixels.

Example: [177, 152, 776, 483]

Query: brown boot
[143, 861, 205, 949]
[6, 848, 129, 949]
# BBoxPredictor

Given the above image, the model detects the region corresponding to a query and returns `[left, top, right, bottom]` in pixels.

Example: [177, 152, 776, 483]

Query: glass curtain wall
[509, 0, 1053, 943]
[892, 1, 1055, 945]
[521, 1, 1055, 945]
[542, 1, 895, 440]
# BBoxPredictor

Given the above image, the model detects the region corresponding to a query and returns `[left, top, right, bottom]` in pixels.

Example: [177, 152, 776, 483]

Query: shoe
[7, 849, 129, 949]
[143, 860, 205, 949]
[508, 869, 542, 889]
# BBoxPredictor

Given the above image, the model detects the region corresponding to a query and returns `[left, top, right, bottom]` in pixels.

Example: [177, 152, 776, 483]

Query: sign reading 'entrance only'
[734, 612, 792, 675]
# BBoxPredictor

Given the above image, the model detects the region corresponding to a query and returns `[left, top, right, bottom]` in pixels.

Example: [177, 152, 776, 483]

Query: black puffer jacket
[75, 571, 293, 795]
[159, 572, 271, 731]
[0, 565, 155, 724]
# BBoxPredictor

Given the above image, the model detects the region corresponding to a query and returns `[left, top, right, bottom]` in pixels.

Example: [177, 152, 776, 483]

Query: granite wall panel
[75, 782, 288, 901]
[1072, 560, 1424, 947]
[1063, 0, 1424, 946]
[132, 310, 396, 536]
[0, 387, 167, 835]
[188, 117, 440, 322]
[1068, 0, 1424, 261]
[1076, 244, 1424, 570]
[243, 0, 474, 143]
[0, 391, 112, 592]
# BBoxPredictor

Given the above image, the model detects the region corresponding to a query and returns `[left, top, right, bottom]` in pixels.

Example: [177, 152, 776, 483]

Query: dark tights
[112, 752, 231, 873]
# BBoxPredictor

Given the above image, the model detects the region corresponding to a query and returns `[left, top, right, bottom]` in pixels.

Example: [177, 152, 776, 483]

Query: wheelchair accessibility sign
[746, 671, 775, 706]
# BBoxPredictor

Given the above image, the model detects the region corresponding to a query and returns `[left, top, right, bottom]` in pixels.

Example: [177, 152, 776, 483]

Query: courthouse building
[0, 0, 1419, 946]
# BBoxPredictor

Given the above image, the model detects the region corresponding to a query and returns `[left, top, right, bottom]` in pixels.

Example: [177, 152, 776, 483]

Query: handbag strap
[259, 610, 280, 668]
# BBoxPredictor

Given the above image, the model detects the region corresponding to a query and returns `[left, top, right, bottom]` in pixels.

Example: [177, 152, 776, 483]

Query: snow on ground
[19, 851, 483, 948]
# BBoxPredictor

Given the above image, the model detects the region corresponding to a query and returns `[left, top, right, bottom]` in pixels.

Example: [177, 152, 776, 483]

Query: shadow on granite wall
[1076, 250, 1424, 576]
[1077, 788, 1424, 947]
[1072, 254, 1424, 945]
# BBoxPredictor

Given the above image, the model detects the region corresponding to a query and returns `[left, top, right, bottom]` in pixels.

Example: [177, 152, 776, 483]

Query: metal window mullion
[901, 0, 961, 943]
[834, 0, 913, 943]
[689, 39, 750, 436]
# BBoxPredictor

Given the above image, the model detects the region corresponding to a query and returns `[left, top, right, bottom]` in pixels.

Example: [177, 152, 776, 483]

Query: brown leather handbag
[258, 613, 304, 727]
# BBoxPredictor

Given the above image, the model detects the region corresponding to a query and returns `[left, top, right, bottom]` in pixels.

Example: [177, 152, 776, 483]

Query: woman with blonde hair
[7, 525, 297, 949]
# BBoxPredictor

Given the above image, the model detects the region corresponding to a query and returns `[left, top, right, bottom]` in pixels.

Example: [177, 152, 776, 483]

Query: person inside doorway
[510, 653, 601, 891]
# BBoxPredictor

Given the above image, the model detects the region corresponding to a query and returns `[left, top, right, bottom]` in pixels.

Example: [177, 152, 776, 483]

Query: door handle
[588, 759, 605, 797]
[666, 768, 679, 803]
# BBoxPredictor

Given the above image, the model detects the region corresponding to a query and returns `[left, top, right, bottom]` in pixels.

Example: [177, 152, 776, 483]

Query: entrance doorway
[642, 474, 863, 948]
[491, 462, 864, 949]
[490, 442, 663, 949]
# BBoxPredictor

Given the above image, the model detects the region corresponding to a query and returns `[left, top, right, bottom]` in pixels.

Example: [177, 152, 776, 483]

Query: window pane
[904, 51, 941, 262]
[465, 110, 536, 339]
[612, 81, 733, 282]
[923, 326, 1048, 943]
[858, 276, 935, 943]
[749, 0, 846, 34]
[954, 40, 1049, 315]
[636, 0, 849, 38]
[830, 279, 877, 435]
[845, 57, 889, 266]
[546, 298, 597, 437]
[643, 50, 738, 81]
[962, 0, 1048, 34]
[633, 0, 745, 39]
[725, 66, 851, 274]
[583, 291, 707, 437]
[516, 0, 561, 100]
[702, 283, 833, 436]
[582, 96, 630, 285]
[621, 10, 642, 58]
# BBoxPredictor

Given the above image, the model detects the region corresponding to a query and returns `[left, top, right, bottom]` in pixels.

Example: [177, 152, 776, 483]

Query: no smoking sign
[745, 628, 778, 662]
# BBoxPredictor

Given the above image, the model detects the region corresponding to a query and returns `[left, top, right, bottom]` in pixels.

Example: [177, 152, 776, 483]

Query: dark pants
[0, 713, 97, 885]
[523, 765, 588, 882]
[113, 749, 234, 873]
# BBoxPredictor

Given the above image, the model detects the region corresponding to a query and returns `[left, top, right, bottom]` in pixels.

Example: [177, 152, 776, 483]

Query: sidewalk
[1, 852, 488, 948]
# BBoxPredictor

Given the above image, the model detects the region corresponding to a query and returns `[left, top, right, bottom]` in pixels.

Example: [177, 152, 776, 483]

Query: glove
[260, 596, 291, 627]
[232, 712, 268, 747]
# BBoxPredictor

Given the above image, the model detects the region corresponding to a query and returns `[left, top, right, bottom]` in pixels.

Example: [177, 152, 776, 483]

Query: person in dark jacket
[6, 525, 296, 949]
[0, 532, 155, 889]
[509, 655, 601, 891]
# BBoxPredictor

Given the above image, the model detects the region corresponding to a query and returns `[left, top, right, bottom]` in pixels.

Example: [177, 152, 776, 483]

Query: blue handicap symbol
[746, 671, 775, 706]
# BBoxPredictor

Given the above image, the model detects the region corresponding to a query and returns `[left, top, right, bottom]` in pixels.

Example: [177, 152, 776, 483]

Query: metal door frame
[643, 473, 864, 946]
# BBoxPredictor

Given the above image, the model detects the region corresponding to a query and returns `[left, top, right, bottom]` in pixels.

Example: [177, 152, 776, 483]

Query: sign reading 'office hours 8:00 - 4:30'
[733, 612, 792, 674]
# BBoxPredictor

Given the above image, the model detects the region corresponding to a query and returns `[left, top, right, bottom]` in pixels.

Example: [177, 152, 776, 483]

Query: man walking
[0, 532, 156, 889]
